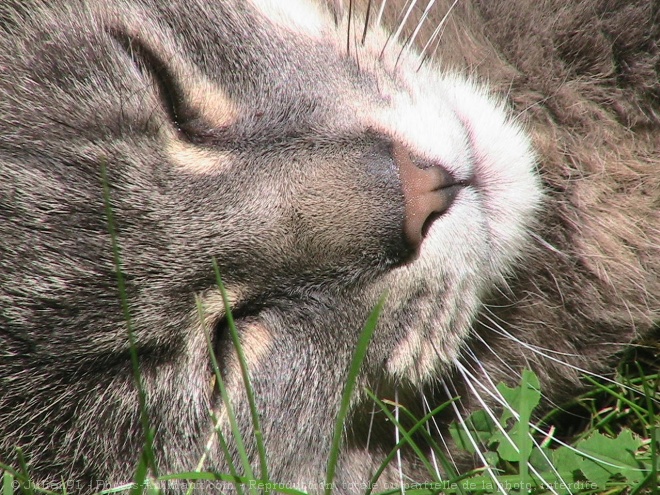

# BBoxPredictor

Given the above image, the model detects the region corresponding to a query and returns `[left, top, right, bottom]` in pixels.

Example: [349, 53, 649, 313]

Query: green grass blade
[130, 454, 149, 495]
[14, 449, 34, 495]
[201, 409, 245, 495]
[392, 399, 465, 491]
[0, 465, 63, 495]
[363, 391, 442, 486]
[211, 259, 269, 492]
[196, 297, 256, 495]
[582, 375, 651, 429]
[192, 297, 244, 495]
[635, 363, 658, 495]
[100, 160, 157, 482]
[517, 370, 533, 491]
[324, 294, 386, 495]
[3, 471, 14, 495]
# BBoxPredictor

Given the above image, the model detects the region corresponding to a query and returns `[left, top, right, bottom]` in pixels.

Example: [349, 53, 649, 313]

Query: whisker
[457, 357, 648, 474]
[352, 0, 362, 71]
[391, 0, 418, 47]
[416, 0, 459, 70]
[463, 347, 525, 404]
[422, 394, 459, 473]
[374, 0, 387, 28]
[379, 0, 412, 59]
[361, 0, 373, 45]
[466, 334, 586, 418]
[480, 312, 657, 403]
[394, 386, 406, 494]
[365, 377, 381, 452]
[440, 378, 508, 494]
[421, 394, 443, 480]
[454, 359, 568, 495]
[529, 232, 571, 261]
[471, 331, 520, 376]
[427, 0, 460, 63]
[346, 0, 353, 55]
[480, 315, 581, 358]
[407, 0, 437, 51]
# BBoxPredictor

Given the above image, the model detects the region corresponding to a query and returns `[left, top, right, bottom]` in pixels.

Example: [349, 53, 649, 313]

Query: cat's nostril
[393, 143, 463, 249]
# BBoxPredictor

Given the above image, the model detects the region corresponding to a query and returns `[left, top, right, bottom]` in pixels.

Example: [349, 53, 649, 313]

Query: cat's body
[0, 0, 658, 493]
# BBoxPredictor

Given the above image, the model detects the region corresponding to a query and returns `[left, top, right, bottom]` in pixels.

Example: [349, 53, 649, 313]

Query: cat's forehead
[112, 0, 377, 108]
[4, 0, 477, 171]
[94, 0, 474, 172]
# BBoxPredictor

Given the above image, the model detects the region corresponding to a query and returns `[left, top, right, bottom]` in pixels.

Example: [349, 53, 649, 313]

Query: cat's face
[96, 0, 540, 380]
[1, 0, 544, 488]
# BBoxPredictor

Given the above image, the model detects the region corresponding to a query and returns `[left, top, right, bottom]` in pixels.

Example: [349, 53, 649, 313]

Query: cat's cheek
[364, 194, 490, 383]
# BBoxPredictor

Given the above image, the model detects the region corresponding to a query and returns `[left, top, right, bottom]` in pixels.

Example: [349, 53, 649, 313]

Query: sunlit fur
[0, 0, 658, 494]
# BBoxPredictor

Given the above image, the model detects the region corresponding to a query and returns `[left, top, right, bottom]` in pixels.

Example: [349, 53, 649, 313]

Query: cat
[0, 0, 658, 493]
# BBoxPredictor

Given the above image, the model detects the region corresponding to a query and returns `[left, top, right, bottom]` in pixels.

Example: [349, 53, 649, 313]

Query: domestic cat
[0, 0, 657, 493]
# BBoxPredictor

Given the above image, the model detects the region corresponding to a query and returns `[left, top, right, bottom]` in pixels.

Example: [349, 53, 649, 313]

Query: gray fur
[0, 0, 658, 493]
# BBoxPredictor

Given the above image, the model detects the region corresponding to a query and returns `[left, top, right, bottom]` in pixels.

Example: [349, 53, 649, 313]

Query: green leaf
[496, 369, 541, 426]
[579, 430, 646, 487]
[554, 430, 647, 489]
[528, 446, 554, 472]
[448, 410, 497, 454]
[492, 370, 541, 465]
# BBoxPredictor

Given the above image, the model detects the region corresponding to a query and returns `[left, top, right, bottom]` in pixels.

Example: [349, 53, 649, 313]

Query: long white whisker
[480, 312, 657, 403]
[480, 315, 581, 358]
[416, 0, 459, 69]
[421, 394, 443, 480]
[422, 394, 459, 474]
[478, 316, 635, 414]
[464, 342, 600, 434]
[529, 231, 571, 260]
[391, 0, 418, 46]
[454, 359, 567, 495]
[365, 378, 381, 452]
[471, 330, 520, 376]
[463, 346, 517, 401]
[374, 0, 387, 28]
[470, 329, 567, 414]
[394, 386, 406, 494]
[458, 355, 648, 473]
[379, 0, 413, 59]
[441, 378, 507, 495]
[407, 0, 437, 50]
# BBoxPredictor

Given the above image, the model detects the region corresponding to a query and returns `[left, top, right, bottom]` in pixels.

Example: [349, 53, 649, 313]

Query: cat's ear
[104, 17, 237, 139]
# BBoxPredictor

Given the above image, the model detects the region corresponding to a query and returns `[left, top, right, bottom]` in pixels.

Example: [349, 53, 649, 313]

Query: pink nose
[394, 143, 465, 248]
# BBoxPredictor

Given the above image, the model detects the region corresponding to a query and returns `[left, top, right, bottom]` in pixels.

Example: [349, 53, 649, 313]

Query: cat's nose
[394, 144, 463, 249]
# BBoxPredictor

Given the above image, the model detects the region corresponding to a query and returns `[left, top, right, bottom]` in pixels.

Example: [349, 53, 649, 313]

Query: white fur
[248, 0, 326, 38]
